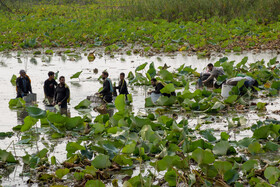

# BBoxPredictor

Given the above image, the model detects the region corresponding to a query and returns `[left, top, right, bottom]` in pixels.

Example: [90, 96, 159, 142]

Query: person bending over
[202, 63, 225, 87]
[150, 78, 175, 97]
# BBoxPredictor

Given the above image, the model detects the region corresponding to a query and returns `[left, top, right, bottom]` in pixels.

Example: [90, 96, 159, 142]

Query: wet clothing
[54, 84, 70, 109]
[116, 80, 129, 95]
[204, 67, 225, 84]
[99, 78, 113, 103]
[198, 72, 213, 88]
[16, 75, 32, 98]
[44, 79, 58, 98]
[153, 82, 176, 97]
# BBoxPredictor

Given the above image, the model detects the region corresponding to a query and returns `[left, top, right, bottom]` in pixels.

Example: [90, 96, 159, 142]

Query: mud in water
[0, 50, 279, 186]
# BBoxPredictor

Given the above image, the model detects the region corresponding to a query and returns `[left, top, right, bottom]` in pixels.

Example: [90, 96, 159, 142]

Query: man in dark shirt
[53, 76, 70, 109]
[98, 71, 113, 103]
[44, 71, 57, 104]
[16, 70, 32, 98]
[150, 78, 175, 97]
[116, 72, 129, 96]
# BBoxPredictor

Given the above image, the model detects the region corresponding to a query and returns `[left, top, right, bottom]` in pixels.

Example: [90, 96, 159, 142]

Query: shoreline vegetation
[0, 0, 280, 54]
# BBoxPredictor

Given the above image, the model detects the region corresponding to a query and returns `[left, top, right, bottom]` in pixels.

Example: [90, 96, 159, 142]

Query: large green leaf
[113, 155, 133, 166]
[159, 69, 173, 80]
[191, 148, 215, 165]
[145, 97, 155, 107]
[213, 141, 230, 155]
[10, 74, 17, 86]
[253, 125, 270, 139]
[65, 116, 83, 130]
[156, 96, 176, 106]
[214, 161, 232, 176]
[140, 125, 161, 143]
[56, 168, 69, 179]
[115, 94, 126, 112]
[21, 116, 38, 132]
[160, 83, 175, 94]
[153, 155, 182, 172]
[242, 159, 258, 173]
[164, 170, 177, 186]
[47, 113, 66, 124]
[271, 81, 280, 90]
[122, 142, 136, 154]
[200, 129, 217, 142]
[224, 169, 239, 184]
[92, 123, 105, 134]
[248, 141, 261, 154]
[9, 98, 25, 108]
[224, 95, 238, 104]
[74, 99, 91, 109]
[127, 94, 133, 104]
[135, 62, 148, 72]
[264, 141, 280, 152]
[38, 148, 48, 158]
[70, 71, 82, 79]
[85, 180, 105, 187]
[84, 166, 97, 176]
[91, 154, 111, 169]
[147, 62, 156, 78]
[264, 167, 280, 184]
[0, 149, 17, 163]
[27, 107, 46, 119]
[66, 142, 85, 158]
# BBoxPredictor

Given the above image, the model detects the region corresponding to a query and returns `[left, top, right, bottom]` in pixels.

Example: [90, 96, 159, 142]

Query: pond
[0, 49, 279, 186]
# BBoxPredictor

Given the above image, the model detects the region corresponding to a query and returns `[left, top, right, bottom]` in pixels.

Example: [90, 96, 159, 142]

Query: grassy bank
[0, 2, 280, 53]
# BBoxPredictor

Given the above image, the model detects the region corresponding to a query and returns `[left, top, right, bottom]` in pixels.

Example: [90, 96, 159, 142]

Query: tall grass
[116, 0, 280, 22]
[1, 0, 280, 22]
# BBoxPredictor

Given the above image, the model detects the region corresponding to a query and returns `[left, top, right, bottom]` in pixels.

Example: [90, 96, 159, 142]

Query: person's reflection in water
[17, 109, 28, 124]
[60, 108, 71, 117]
[94, 104, 114, 117]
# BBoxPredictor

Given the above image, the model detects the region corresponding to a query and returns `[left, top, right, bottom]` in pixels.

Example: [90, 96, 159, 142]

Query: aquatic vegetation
[2, 56, 280, 186]
[0, 4, 280, 54]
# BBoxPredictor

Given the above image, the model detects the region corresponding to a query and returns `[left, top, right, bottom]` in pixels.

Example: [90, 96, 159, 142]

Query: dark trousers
[103, 95, 112, 103]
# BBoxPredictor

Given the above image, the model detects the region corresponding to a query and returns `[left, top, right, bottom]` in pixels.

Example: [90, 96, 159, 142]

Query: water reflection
[16, 109, 28, 125]
[0, 164, 16, 178]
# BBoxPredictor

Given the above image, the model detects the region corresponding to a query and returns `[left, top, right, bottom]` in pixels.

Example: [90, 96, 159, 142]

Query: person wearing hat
[16, 70, 32, 98]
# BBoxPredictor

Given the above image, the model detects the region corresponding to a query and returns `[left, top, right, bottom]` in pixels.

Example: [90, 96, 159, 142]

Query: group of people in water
[15, 63, 257, 110]
[16, 70, 130, 109]
[198, 63, 258, 89]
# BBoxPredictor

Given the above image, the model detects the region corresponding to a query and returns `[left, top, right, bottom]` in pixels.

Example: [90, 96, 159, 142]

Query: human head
[151, 78, 157, 87]
[120, 72, 125, 80]
[48, 71, 55, 79]
[19, 70, 26, 77]
[207, 63, 214, 71]
[59, 76, 65, 84]
[102, 71, 109, 80]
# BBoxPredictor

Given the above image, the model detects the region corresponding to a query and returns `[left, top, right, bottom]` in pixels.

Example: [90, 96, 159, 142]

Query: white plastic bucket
[221, 85, 233, 98]
[151, 93, 162, 103]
